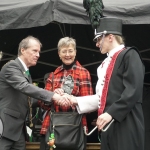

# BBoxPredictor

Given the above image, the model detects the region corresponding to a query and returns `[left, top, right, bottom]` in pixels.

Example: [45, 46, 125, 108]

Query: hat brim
[93, 32, 103, 42]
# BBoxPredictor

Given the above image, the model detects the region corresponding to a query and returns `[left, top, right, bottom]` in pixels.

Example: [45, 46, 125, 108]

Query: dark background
[0, 23, 150, 146]
[0, 23, 150, 88]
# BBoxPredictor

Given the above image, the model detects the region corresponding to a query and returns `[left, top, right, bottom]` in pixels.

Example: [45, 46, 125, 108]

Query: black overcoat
[101, 47, 145, 150]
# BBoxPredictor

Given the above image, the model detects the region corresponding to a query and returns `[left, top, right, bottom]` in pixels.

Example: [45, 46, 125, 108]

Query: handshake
[52, 88, 77, 107]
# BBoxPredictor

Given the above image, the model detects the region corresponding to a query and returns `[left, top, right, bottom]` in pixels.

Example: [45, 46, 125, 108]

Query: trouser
[100, 111, 144, 150]
[0, 131, 25, 150]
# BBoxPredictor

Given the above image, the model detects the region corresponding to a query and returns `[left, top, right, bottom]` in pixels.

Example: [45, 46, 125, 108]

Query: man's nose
[36, 52, 40, 58]
[96, 42, 99, 47]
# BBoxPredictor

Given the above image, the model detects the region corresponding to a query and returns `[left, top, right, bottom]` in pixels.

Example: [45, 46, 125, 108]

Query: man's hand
[96, 112, 112, 131]
[52, 93, 71, 107]
[57, 93, 72, 106]
[54, 88, 64, 95]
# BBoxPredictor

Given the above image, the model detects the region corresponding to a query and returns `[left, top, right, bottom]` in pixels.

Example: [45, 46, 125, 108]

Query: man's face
[58, 44, 76, 65]
[21, 39, 40, 67]
[96, 34, 112, 54]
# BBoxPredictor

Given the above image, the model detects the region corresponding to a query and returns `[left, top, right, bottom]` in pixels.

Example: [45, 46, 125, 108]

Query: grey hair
[57, 37, 76, 51]
[18, 36, 42, 56]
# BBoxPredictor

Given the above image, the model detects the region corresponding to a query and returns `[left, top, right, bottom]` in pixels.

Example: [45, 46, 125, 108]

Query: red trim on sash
[98, 48, 125, 116]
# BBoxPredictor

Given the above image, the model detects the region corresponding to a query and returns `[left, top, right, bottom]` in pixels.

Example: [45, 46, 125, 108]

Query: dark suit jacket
[0, 58, 54, 141]
[103, 47, 145, 150]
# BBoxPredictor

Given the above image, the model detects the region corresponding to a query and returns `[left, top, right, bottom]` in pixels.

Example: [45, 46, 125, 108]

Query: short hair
[18, 36, 42, 56]
[114, 35, 125, 45]
[57, 37, 76, 51]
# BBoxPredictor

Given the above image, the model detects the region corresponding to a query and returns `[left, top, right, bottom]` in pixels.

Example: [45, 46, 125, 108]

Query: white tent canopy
[54, 0, 150, 24]
[0, 0, 150, 30]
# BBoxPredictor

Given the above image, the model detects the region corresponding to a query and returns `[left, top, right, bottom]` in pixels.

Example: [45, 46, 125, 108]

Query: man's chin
[100, 51, 106, 54]
[100, 49, 104, 54]
[99, 48, 103, 53]
[31, 62, 37, 66]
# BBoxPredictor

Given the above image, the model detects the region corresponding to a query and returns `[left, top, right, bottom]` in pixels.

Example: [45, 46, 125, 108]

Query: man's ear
[108, 34, 114, 41]
[21, 48, 25, 55]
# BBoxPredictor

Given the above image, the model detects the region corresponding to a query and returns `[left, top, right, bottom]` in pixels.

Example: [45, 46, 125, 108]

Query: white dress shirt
[76, 44, 125, 114]
[18, 57, 28, 71]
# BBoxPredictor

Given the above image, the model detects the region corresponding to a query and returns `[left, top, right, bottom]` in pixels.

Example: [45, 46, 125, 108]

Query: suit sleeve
[4, 61, 54, 103]
[106, 49, 145, 122]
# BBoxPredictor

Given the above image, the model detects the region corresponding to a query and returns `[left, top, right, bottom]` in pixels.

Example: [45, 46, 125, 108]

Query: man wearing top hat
[69, 17, 145, 150]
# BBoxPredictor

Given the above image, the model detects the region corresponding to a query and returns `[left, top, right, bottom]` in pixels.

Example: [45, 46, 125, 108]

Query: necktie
[25, 70, 30, 76]
[25, 70, 32, 83]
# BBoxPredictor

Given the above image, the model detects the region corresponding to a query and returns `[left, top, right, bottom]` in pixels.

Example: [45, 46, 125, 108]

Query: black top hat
[93, 17, 122, 42]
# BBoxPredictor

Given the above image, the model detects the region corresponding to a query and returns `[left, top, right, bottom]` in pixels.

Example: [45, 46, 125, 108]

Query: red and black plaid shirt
[39, 61, 93, 134]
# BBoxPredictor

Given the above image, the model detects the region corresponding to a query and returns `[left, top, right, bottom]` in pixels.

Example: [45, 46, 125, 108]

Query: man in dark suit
[70, 17, 145, 150]
[0, 36, 69, 150]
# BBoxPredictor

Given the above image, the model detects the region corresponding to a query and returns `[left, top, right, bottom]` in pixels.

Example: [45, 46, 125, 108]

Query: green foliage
[83, 0, 104, 29]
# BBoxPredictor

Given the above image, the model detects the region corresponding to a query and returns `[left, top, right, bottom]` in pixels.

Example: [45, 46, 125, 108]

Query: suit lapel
[28, 75, 32, 83]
